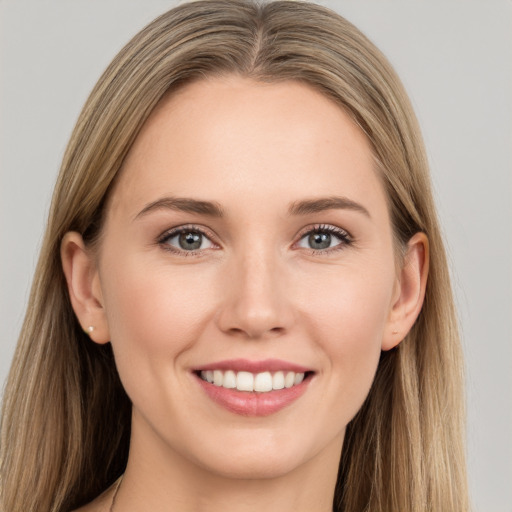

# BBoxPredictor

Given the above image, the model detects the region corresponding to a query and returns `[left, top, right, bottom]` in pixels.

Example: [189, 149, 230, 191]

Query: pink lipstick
[193, 359, 313, 417]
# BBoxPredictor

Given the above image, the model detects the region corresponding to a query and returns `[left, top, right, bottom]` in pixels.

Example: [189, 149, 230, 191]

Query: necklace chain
[109, 476, 123, 512]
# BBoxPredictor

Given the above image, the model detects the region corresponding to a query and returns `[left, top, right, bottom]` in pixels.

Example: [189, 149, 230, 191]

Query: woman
[0, 1, 469, 511]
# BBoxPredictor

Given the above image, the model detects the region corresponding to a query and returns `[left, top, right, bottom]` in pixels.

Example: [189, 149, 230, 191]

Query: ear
[382, 232, 429, 351]
[61, 232, 110, 344]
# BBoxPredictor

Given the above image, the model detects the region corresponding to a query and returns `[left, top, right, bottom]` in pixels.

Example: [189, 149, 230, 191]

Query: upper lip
[193, 358, 312, 374]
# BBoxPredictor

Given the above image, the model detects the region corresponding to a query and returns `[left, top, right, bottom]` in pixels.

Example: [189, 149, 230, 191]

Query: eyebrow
[288, 196, 371, 218]
[135, 195, 370, 220]
[135, 197, 224, 219]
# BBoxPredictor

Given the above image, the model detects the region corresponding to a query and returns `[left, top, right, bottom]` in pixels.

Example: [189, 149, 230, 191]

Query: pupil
[309, 232, 331, 250]
[179, 232, 202, 250]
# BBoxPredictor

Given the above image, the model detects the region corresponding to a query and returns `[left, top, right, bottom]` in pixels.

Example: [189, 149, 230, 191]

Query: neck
[114, 413, 343, 512]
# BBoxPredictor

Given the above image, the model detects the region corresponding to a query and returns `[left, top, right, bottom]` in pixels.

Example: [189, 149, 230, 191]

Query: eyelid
[296, 222, 352, 237]
[157, 224, 220, 254]
[293, 223, 353, 253]
[156, 223, 353, 256]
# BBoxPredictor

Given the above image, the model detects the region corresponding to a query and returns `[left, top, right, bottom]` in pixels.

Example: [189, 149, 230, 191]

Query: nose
[216, 248, 295, 340]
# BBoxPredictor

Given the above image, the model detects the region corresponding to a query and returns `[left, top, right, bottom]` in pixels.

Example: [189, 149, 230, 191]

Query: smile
[193, 359, 314, 416]
[199, 370, 305, 393]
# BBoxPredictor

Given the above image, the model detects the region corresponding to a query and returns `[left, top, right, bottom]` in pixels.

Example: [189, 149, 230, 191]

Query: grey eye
[297, 226, 350, 251]
[178, 232, 203, 250]
[164, 230, 214, 251]
[308, 232, 332, 250]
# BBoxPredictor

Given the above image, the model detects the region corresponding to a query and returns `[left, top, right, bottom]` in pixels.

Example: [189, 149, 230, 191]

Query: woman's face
[92, 77, 403, 479]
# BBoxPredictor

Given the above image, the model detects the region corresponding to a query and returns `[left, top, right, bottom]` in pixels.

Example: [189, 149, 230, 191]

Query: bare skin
[66, 77, 428, 512]
[75, 481, 118, 512]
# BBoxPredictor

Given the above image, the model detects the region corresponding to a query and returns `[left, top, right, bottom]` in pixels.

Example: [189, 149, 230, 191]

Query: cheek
[99, 257, 217, 385]
[305, 260, 394, 345]
[302, 262, 394, 408]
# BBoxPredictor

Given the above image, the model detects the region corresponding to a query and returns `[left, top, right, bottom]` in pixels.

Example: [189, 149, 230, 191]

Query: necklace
[109, 475, 123, 512]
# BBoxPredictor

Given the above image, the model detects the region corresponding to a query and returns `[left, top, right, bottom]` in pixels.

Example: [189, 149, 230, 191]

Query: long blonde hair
[0, 1, 468, 511]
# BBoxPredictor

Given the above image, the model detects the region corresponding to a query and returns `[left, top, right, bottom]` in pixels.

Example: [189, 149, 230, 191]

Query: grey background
[1, 1, 511, 510]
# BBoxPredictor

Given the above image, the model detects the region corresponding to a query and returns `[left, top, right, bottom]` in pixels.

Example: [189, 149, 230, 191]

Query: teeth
[294, 372, 305, 385]
[272, 371, 285, 390]
[284, 371, 295, 388]
[237, 371, 254, 391]
[254, 371, 273, 392]
[223, 370, 236, 389]
[200, 369, 306, 392]
[213, 370, 223, 386]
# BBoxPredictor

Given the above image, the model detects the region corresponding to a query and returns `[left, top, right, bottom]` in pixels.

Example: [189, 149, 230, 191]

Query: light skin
[62, 76, 428, 512]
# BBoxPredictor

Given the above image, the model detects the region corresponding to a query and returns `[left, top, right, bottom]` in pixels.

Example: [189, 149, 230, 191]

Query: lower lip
[194, 374, 312, 417]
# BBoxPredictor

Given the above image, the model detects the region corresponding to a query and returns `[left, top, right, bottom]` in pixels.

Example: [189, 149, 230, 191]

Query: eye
[159, 227, 215, 253]
[296, 225, 352, 252]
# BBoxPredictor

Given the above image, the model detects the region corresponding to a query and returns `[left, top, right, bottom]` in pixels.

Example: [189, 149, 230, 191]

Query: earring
[85, 326, 94, 334]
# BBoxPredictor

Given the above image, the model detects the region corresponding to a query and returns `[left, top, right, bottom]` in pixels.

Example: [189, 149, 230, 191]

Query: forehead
[108, 76, 386, 221]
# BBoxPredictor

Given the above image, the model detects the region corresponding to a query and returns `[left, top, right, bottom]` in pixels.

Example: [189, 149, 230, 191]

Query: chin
[195, 450, 308, 480]
[183, 426, 341, 481]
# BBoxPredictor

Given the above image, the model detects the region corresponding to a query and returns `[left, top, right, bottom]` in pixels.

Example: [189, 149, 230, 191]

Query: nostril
[268, 326, 287, 337]
[223, 324, 287, 340]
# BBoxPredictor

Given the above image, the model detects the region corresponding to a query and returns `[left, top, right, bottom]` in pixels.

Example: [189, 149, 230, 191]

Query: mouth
[195, 369, 312, 393]
[192, 359, 314, 416]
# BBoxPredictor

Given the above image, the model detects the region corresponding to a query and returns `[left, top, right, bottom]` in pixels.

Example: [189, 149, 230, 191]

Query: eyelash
[157, 224, 218, 257]
[157, 223, 353, 256]
[295, 224, 353, 255]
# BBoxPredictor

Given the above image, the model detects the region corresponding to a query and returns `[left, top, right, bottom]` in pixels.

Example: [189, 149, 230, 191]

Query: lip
[194, 358, 311, 374]
[192, 359, 314, 417]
